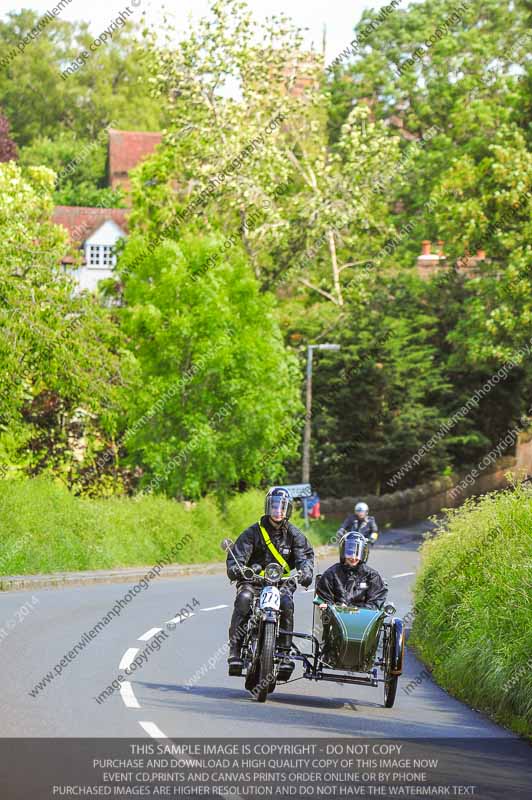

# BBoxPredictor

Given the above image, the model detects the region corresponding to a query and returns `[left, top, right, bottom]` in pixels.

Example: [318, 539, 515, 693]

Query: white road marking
[201, 605, 228, 611]
[120, 681, 140, 709]
[166, 612, 195, 625]
[139, 721, 169, 739]
[391, 572, 415, 578]
[119, 648, 139, 670]
[138, 627, 162, 641]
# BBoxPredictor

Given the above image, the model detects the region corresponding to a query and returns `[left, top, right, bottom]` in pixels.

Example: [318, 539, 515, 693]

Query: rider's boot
[276, 647, 295, 682]
[227, 641, 243, 676]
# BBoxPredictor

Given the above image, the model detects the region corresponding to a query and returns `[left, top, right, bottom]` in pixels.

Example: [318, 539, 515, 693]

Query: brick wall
[320, 433, 532, 526]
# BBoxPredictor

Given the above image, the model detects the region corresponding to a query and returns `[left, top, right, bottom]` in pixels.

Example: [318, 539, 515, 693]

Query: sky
[0, 0, 390, 65]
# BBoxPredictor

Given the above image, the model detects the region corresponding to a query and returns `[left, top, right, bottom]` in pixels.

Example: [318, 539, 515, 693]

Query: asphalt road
[0, 522, 528, 743]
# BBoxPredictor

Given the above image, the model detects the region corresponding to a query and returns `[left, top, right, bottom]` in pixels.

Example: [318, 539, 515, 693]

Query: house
[53, 62, 319, 294]
[53, 129, 161, 291]
[107, 128, 163, 193]
[416, 239, 488, 280]
[52, 206, 129, 292]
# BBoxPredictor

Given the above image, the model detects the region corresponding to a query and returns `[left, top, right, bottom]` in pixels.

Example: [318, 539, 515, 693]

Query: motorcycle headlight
[384, 602, 396, 616]
[264, 563, 282, 582]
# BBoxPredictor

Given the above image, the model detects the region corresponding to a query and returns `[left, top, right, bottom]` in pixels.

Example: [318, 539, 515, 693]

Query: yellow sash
[258, 522, 290, 575]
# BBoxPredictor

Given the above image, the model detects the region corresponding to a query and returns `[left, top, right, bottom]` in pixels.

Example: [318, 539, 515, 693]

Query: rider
[226, 486, 314, 672]
[337, 501, 379, 545]
[316, 531, 387, 609]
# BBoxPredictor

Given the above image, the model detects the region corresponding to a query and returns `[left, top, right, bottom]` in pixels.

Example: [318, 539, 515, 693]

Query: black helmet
[265, 486, 293, 521]
[339, 531, 369, 564]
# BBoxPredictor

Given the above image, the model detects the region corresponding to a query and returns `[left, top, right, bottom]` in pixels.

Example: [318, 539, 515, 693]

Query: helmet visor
[266, 493, 290, 520]
[344, 533, 366, 561]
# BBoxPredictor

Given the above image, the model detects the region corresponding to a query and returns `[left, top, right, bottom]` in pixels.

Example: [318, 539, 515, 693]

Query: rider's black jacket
[338, 515, 378, 539]
[316, 562, 387, 609]
[226, 515, 314, 587]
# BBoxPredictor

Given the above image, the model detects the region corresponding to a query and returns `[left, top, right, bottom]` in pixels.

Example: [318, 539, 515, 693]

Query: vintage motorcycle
[222, 538, 302, 702]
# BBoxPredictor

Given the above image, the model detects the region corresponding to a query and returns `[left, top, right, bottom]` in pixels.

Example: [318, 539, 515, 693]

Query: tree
[0, 9, 165, 147]
[325, 0, 531, 267]
[0, 161, 124, 483]
[293, 272, 451, 495]
[0, 108, 17, 161]
[18, 130, 125, 207]
[114, 229, 302, 498]
[424, 123, 532, 362]
[128, 0, 402, 307]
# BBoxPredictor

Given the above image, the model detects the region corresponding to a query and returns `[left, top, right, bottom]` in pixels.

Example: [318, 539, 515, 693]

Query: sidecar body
[285, 593, 404, 707]
[313, 603, 385, 672]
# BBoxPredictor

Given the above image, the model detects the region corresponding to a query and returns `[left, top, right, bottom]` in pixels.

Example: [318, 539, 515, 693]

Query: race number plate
[259, 586, 281, 611]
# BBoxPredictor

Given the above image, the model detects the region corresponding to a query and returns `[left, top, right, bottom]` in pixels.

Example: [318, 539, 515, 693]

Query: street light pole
[302, 346, 314, 485]
[302, 343, 341, 486]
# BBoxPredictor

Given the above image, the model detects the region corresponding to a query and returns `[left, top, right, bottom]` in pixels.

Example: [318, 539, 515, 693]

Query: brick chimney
[417, 240, 445, 279]
[456, 247, 487, 277]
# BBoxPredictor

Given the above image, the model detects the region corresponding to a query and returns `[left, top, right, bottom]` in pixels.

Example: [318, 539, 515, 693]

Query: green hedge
[411, 485, 532, 738]
[0, 478, 267, 577]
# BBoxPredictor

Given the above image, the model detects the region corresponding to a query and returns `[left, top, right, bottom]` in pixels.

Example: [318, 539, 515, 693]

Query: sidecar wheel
[384, 674, 398, 708]
[383, 618, 404, 708]
[253, 622, 275, 703]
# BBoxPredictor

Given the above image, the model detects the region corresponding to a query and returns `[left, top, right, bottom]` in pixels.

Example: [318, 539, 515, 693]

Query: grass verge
[0, 478, 265, 577]
[411, 484, 532, 739]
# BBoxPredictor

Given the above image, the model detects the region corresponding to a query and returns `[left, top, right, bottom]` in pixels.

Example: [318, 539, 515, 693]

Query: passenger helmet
[354, 501, 369, 518]
[265, 486, 293, 521]
[339, 531, 369, 564]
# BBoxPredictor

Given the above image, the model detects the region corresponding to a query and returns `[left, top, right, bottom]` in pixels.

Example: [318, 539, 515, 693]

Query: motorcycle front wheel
[254, 621, 276, 703]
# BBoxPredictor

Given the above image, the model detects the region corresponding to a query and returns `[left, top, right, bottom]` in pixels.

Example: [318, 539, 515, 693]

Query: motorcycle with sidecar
[222, 539, 405, 707]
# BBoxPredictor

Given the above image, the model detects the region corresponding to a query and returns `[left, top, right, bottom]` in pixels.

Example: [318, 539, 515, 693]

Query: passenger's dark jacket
[226, 515, 314, 587]
[316, 562, 387, 609]
[338, 514, 378, 540]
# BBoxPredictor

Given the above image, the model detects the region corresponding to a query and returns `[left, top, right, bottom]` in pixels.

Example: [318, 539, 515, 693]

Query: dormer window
[87, 244, 115, 268]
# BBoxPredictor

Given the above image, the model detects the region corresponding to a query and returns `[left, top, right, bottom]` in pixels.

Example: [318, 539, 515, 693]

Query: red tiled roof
[108, 129, 162, 189]
[52, 206, 129, 245]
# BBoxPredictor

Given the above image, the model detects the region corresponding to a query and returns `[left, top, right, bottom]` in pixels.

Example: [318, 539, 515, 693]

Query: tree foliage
[114, 230, 302, 499]
[0, 9, 165, 202]
[1, 0, 531, 500]
[0, 161, 123, 482]
[129, 0, 403, 308]
[0, 107, 17, 162]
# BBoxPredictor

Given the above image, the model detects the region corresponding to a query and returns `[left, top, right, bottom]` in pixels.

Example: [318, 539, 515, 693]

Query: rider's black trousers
[228, 582, 294, 651]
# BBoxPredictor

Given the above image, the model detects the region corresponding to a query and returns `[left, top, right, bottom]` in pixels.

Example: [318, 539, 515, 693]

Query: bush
[0, 479, 267, 578]
[411, 485, 532, 738]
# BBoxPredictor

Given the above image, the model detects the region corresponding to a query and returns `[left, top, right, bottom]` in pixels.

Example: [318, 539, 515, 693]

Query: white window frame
[86, 243, 116, 268]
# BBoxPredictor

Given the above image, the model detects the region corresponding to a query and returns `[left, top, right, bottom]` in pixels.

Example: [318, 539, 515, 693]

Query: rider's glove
[369, 532, 378, 544]
[227, 566, 240, 581]
[299, 571, 313, 588]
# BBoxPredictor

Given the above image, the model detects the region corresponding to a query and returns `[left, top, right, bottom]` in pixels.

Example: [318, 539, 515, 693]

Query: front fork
[243, 608, 280, 669]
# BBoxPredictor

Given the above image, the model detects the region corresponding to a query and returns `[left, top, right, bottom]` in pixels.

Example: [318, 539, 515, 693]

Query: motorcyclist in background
[226, 487, 314, 674]
[337, 501, 379, 545]
[316, 531, 387, 610]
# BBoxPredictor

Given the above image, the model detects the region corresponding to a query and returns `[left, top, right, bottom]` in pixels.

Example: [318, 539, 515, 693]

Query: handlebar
[244, 568, 301, 585]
